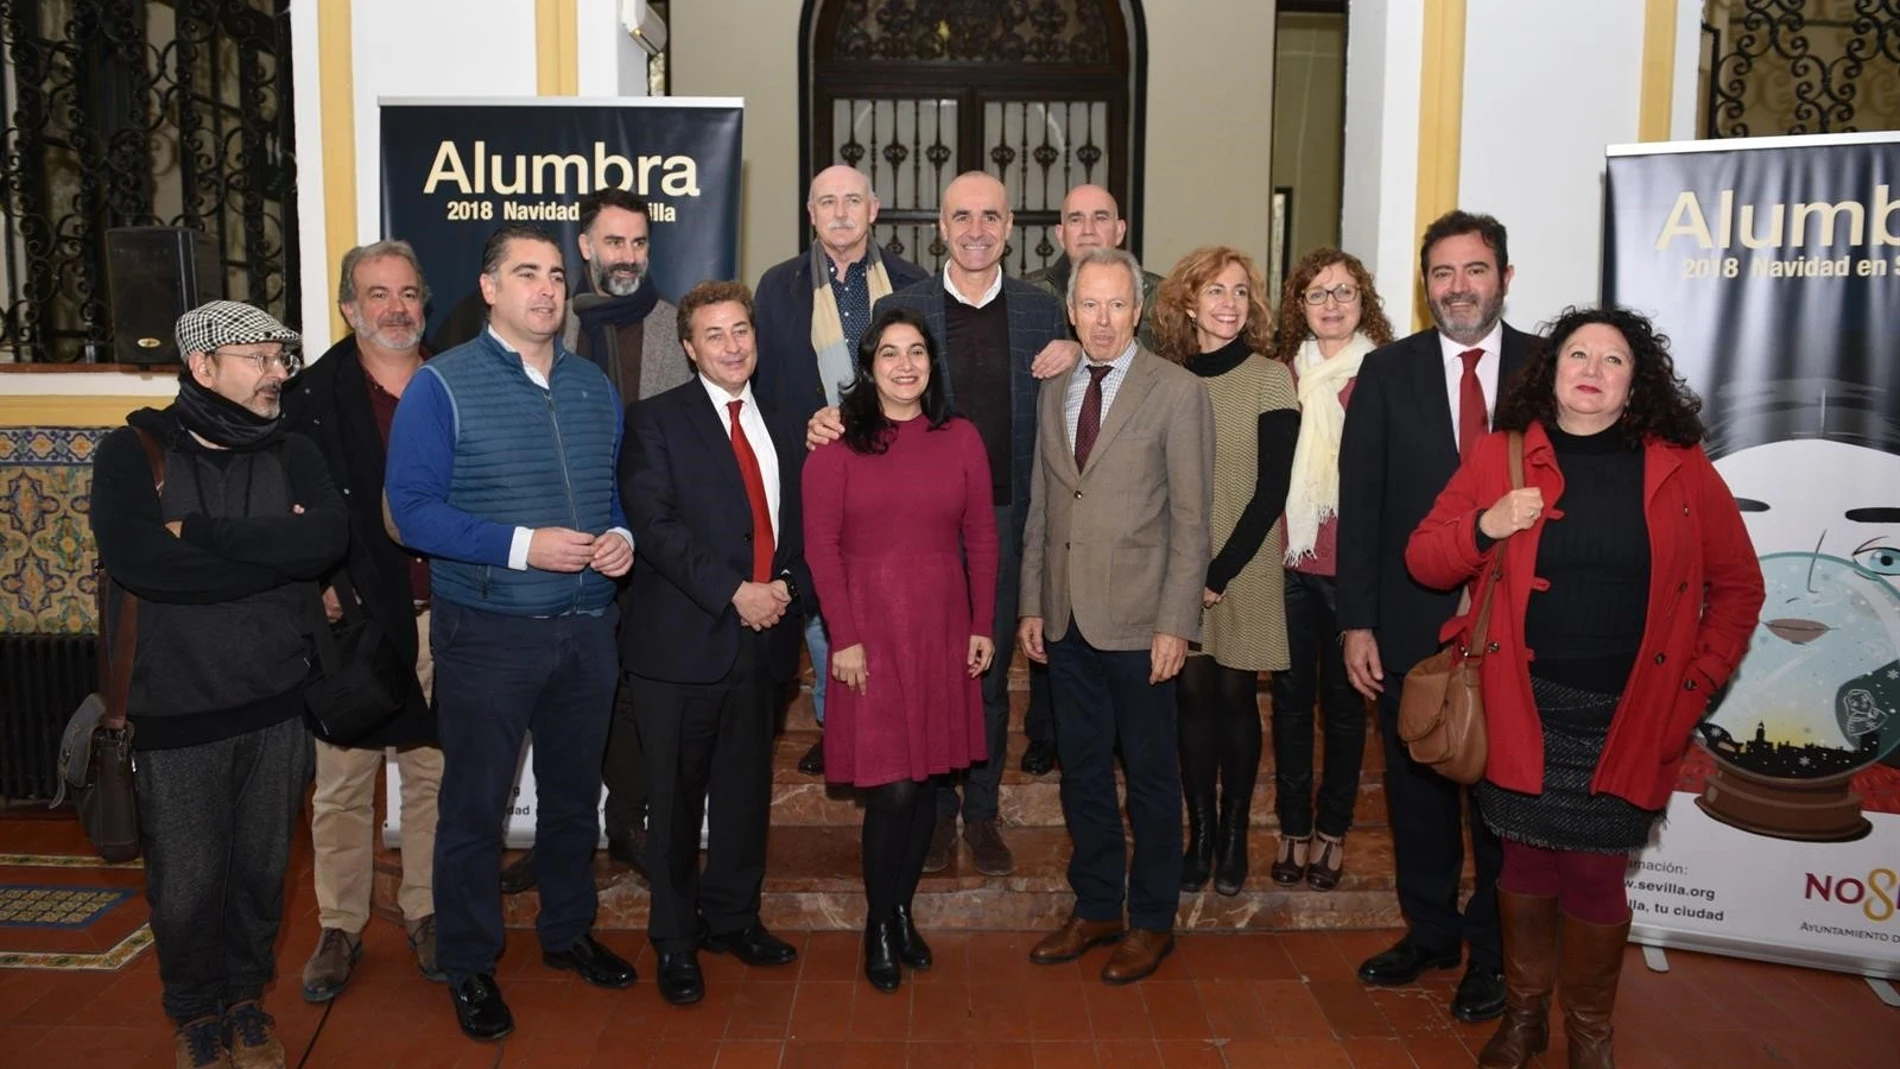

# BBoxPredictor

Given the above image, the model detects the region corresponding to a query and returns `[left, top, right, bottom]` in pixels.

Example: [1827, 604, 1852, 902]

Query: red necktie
[1074, 363, 1113, 469]
[727, 399, 774, 581]
[1457, 348, 1488, 461]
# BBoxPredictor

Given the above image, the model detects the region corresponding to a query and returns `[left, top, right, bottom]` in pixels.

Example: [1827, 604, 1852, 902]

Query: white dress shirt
[943, 265, 1004, 309]
[699, 375, 782, 542]
[1064, 340, 1139, 452]
[1439, 322, 1504, 447]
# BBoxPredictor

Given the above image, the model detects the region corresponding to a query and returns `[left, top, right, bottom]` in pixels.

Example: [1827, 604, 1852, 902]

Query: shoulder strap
[1464, 431, 1525, 655]
[100, 428, 168, 728]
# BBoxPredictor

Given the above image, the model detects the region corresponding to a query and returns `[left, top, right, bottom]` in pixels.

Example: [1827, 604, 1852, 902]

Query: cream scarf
[810, 243, 895, 406]
[1283, 331, 1376, 563]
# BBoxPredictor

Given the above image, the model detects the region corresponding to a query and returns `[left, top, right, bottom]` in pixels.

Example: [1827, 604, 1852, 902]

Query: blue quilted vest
[423, 332, 621, 616]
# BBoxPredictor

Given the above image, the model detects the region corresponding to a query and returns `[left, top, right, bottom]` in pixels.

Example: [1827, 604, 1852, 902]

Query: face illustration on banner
[1702, 438, 1900, 780]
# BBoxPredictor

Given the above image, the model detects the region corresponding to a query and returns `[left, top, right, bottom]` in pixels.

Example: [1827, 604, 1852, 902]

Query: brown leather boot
[1477, 891, 1560, 1068]
[1029, 915, 1125, 965]
[1559, 912, 1632, 1069]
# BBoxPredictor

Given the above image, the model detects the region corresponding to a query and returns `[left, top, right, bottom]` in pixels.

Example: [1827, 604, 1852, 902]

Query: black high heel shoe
[864, 918, 902, 993]
[1270, 834, 1310, 886]
[1306, 832, 1345, 891]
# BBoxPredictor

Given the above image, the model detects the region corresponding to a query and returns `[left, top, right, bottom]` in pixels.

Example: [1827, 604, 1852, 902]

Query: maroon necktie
[727, 399, 774, 581]
[1074, 363, 1114, 469]
[1457, 348, 1488, 461]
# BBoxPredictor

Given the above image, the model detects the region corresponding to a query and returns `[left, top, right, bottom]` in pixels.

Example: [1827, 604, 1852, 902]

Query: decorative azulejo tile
[0, 426, 110, 634]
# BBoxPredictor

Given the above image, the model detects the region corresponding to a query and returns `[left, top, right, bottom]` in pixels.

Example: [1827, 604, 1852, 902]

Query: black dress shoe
[450, 973, 513, 1041]
[1356, 937, 1462, 987]
[542, 934, 637, 989]
[1451, 963, 1507, 1022]
[798, 738, 825, 776]
[1019, 739, 1056, 776]
[892, 904, 932, 970]
[700, 923, 799, 966]
[657, 951, 705, 1006]
[863, 919, 902, 993]
[498, 850, 537, 894]
[606, 827, 649, 878]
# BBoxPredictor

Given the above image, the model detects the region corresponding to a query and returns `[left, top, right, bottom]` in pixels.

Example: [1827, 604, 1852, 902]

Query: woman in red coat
[1406, 307, 1762, 1069]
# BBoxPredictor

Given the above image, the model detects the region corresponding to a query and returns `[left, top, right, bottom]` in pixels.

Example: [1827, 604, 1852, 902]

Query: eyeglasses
[210, 347, 302, 375]
[1303, 284, 1360, 306]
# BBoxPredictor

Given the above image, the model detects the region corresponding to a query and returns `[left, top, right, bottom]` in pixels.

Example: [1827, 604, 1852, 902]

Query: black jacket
[281, 338, 436, 747]
[619, 381, 816, 685]
[751, 246, 931, 424]
[1336, 324, 1538, 674]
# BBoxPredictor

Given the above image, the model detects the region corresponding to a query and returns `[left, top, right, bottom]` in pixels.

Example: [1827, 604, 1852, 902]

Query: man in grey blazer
[1018, 246, 1214, 985]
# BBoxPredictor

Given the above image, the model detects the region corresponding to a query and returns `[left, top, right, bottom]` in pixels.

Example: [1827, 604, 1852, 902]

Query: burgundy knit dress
[802, 415, 998, 788]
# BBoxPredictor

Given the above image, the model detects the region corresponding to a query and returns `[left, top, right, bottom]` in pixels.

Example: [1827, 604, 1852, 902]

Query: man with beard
[284, 241, 445, 1003]
[1337, 210, 1535, 1023]
[752, 164, 929, 777]
[89, 301, 347, 1068]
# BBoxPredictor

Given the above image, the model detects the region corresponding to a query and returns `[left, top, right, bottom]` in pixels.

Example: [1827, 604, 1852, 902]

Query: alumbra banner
[1603, 132, 1900, 978]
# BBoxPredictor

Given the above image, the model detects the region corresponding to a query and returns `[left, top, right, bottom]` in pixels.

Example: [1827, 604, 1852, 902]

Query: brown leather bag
[1396, 431, 1524, 785]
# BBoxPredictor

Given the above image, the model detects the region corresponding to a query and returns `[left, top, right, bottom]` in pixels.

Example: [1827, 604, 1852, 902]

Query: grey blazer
[1020, 346, 1214, 652]
[561, 296, 693, 402]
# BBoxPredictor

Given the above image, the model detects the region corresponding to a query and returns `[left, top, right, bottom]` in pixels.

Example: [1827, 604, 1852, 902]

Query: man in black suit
[1337, 210, 1533, 1023]
[621, 280, 814, 1006]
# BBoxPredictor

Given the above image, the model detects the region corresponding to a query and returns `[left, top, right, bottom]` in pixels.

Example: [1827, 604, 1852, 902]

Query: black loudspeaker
[104, 227, 223, 364]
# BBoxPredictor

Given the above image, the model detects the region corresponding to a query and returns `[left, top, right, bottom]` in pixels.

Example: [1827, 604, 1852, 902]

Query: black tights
[861, 778, 937, 923]
[1177, 656, 1262, 801]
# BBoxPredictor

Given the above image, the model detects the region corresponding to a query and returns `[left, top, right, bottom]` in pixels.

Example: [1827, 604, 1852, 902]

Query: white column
[1341, 0, 1426, 331]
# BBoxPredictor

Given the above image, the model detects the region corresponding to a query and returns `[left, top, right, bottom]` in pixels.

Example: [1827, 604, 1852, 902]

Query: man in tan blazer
[1017, 246, 1214, 985]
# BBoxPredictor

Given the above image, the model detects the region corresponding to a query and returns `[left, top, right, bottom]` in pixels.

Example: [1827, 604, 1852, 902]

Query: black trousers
[1376, 678, 1503, 969]
[630, 634, 775, 954]
[1269, 570, 1369, 838]
[939, 504, 1026, 823]
[137, 714, 313, 1024]
[600, 677, 648, 839]
[1047, 626, 1182, 932]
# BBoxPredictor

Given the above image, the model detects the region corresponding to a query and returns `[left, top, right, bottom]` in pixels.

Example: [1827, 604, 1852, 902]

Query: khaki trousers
[310, 608, 443, 930]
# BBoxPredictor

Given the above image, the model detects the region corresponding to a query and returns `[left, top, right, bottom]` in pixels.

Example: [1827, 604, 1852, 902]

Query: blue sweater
[386, 329, 628, 617]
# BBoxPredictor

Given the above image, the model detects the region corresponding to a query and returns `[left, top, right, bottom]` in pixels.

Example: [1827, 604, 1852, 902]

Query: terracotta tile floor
[3, 817, 1897, 1068]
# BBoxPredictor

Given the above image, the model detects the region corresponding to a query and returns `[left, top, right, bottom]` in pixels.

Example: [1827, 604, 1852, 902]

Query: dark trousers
[1048, 626, 1183, 932]
[939, 504, 1025, 823]
[1376, 678, 1503, 969]
[431, 601, 618, 979]
[1269, 570, 1370, 838]
[600, 677, 648, 839]
[630, 634, 775, 953]
[137, 714, 313, 1024]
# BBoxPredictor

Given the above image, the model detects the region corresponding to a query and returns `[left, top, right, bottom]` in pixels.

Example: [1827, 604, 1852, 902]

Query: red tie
[727, 399, 774, 581]
[1074, 363, 1113, 469]
[1458, 348, 1488, 461]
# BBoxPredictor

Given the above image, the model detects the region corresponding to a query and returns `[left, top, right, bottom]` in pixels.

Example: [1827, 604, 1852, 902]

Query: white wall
[1341, 0, 1424, 331]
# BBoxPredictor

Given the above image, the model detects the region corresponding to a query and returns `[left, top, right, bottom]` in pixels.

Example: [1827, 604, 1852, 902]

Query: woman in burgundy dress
[802, 305, 998, 993]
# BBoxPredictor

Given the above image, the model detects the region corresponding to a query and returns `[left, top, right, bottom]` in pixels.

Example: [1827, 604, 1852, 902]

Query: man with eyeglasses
[89, 300, 348, 1068]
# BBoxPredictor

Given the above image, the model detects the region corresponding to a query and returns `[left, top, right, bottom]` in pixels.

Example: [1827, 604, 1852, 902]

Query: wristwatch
[776, 568, 801, 606]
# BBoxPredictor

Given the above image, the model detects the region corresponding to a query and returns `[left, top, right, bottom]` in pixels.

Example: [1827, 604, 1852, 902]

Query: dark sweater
[1186, 338, 1301, 593]
[942, 284, 1015, 506]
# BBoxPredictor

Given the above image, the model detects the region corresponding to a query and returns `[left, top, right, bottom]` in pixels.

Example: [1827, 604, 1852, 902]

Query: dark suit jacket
[282, 337, 434, 748]
[752, 246, 930, 424]
[620, 380, 815, 685]
[1335, 324, 1538, 674]
[872, 275, 1069, 543]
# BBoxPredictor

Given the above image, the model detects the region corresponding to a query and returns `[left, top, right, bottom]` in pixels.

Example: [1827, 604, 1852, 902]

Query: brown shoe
[1029, 915, 1125, 965]
[1559, 912, 1632, 1069]
[407, 914, 447, 982]
[224, 1001, 286, 1069]
[1100, 928, 1175, 986]
[921, 814, 957, 874]
[299, 927, 360, 1002]
[173, 1015, 228, 1068]
[1478, 891, 1559, 1068]
[962, 819, 1015, 876]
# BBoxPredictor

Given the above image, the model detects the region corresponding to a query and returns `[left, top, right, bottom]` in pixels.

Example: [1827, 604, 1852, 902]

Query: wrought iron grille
[804, 0, 1140, 274]
[0, 0, 298, 364]
[1704, 0, 1900, 138]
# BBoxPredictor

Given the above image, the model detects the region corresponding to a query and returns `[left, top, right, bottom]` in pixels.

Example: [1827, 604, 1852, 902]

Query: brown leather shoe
[224, 1001, 286, 1069]
[1100, 928, 1175, 986]
[1028, 915, 1125, 965]
[172, 1015, 228, 1069]
[921, 814, 957, 874]
[962, 819, 1015, 876]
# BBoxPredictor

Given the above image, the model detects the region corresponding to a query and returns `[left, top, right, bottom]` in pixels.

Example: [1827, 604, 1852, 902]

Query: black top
[1185, 338, 1301, 593]
[1524, 423, 1651, 696]
[942, 284, 1015, 506]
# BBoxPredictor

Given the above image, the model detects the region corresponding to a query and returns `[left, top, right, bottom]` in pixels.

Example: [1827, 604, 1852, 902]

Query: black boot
[863, 918, 902, 993]
[1213, 794, 1250, 896]
[1180, 794, 1217, 892]
[892, 904, 933, 969]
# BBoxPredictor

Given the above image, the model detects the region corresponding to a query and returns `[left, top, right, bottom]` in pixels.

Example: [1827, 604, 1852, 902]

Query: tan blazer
[1020, 346, 1214, 651]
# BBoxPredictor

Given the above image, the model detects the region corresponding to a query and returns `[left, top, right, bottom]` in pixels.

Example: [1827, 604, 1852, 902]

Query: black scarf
[173, 370, 287, 451]
[575, 276, 661, 372]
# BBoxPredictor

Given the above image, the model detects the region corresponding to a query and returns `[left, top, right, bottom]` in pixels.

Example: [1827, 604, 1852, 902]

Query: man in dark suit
[806, 169, 1078, 878]
[1337, 210, 1534, 1022]
[621, 280, 815, 1007]
[753, 165, 929, 778]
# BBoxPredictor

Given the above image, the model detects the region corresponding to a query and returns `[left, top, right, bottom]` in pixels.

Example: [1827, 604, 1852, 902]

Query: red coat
[1404, 423, 1764, 809]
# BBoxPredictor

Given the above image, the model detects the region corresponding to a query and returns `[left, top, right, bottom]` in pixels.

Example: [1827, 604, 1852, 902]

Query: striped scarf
[810, 242, 894, 406]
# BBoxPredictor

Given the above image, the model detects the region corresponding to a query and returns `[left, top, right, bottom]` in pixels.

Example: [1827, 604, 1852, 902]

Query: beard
[364, 321, 423, 351]
[593, 260, 646, 297]
[1429, 288, 1505, 345]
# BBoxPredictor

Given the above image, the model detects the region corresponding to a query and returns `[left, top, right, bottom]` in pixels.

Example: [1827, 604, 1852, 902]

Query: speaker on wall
[104, 227, 222, 364]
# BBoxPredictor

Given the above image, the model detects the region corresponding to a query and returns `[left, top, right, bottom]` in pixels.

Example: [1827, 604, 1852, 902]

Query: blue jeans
[805, 612, 829, 727]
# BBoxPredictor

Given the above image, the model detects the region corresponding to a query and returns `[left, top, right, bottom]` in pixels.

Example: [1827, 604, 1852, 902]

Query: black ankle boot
[1214, 794, 1250, 896]
[892, 904, 932, 969]
[1180, 794, 1217, 892]
[864, 918, 902, 993]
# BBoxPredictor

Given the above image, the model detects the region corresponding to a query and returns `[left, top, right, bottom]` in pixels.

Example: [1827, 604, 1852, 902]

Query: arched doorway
[800, 0, 1146, 274]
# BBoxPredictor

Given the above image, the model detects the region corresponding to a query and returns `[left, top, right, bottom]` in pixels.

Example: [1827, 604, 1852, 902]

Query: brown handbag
[1396, 431, 1524, 785]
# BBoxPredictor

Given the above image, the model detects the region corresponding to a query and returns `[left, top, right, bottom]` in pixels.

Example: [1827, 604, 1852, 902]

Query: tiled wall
[0, 428, 107, 634]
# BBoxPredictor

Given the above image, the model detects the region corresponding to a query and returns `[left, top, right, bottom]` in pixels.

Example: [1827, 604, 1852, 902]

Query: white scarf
[1283, 331, 1376, 564]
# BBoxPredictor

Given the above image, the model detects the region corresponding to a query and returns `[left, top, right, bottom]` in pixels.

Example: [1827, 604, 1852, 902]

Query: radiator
[0, 634, 99, 804]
